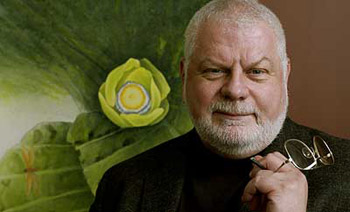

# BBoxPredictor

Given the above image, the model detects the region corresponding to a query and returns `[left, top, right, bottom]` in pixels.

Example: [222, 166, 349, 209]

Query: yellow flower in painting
[98, 58, 170, 128]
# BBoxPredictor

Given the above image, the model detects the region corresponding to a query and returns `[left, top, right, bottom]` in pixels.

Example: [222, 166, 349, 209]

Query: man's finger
[250, 152, 295, 177]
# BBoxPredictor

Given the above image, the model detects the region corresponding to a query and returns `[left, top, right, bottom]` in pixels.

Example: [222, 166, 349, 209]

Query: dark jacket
[90, 118, 350, 212]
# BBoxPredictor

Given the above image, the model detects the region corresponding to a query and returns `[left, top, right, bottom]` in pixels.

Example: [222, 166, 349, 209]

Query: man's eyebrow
[200, 57, 225, 66]
[198, 57, 229, 69]
[198, 56, 273, 69]
[247, 57, 273, 68]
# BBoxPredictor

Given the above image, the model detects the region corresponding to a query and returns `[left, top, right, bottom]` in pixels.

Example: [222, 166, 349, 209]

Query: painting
[0, 0, 209, 211]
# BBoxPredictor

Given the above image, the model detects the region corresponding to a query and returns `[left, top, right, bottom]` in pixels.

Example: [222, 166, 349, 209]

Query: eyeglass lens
[284, 139, 316, 170]
[313, 136, 334, 166]
[284, 136, 334, 170]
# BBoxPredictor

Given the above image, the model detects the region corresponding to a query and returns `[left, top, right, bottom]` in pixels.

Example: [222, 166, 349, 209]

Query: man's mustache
[209, 101, 259, 115]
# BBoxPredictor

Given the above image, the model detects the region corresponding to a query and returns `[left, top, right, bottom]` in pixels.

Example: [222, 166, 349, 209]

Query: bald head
[184, 0, 287, 74]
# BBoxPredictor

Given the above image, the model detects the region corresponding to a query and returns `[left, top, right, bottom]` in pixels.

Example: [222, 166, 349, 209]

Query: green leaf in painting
[67, 112, 119, 145]
[0, 0, 210, 110]
[0, 122, 94, 212]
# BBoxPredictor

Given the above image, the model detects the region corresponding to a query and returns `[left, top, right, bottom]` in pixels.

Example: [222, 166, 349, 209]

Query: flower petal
[140, 58, 170, 100]
[120, 108, 164, 127]
[105, 58, 140, 107]
[99, 82, 106, 97]
[150, 77, 161, 111]
[123, 67, 152, 91]
[98, 89, 130, 128]
[150, 99, 170, 125]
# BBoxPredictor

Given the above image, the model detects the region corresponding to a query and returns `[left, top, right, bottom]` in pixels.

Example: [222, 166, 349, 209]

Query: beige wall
[261, 0, 350, 139]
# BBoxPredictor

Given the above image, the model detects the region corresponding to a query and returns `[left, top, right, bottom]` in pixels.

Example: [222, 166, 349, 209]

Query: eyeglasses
[250, 136, 335, 172]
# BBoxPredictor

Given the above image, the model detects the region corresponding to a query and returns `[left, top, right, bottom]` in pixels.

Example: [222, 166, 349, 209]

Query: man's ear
[179, 57, 186, 103]
[286, 57, 291, 83]
[179, 57, 186, 85]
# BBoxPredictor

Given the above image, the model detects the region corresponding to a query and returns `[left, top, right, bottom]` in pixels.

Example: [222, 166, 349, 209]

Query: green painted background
[0, 0, 210, 211]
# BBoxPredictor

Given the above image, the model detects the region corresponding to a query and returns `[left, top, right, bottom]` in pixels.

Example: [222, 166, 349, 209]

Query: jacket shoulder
[90, 130, 193, 212]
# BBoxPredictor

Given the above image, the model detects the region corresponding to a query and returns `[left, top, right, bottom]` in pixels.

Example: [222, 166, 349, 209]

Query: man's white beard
[191, 91, 288, 159]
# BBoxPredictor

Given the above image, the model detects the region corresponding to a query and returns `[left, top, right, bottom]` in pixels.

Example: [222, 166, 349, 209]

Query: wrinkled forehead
[197, 17, 277, 45]
[193, 19, 279, 64]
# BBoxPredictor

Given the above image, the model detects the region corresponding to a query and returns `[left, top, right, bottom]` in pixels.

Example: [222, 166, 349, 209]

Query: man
[90, 0, 350, 211]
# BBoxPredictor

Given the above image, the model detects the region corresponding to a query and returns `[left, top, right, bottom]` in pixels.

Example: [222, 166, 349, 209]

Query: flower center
[116, 81, 150, 114]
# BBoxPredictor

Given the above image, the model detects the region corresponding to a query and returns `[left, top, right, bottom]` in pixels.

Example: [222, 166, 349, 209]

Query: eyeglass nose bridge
[301, 146, 314, 159]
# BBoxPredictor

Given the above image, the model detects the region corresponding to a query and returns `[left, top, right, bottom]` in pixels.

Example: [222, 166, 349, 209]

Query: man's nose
[220, 71, 249, 101]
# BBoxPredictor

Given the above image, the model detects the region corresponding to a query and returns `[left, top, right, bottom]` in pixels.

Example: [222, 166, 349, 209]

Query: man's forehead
[200, 18, 273, 35]
[192, 20, 279, 66]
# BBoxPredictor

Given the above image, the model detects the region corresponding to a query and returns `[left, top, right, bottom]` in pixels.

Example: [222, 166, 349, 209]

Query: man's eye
[206, 69, 225, 73]
[246, 68, 269, 81]
[248, 69, 265, 75]
[201, 68, 227, 80]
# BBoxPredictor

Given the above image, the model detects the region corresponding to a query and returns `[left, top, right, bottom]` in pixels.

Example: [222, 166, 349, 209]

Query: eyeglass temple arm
[274, 158, 292, 172]
[250, 157, 292, 173]
[250, 157, 267, 170]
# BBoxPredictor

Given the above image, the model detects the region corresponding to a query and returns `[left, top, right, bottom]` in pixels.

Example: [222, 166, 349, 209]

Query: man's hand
[241, 152, 308, 212]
